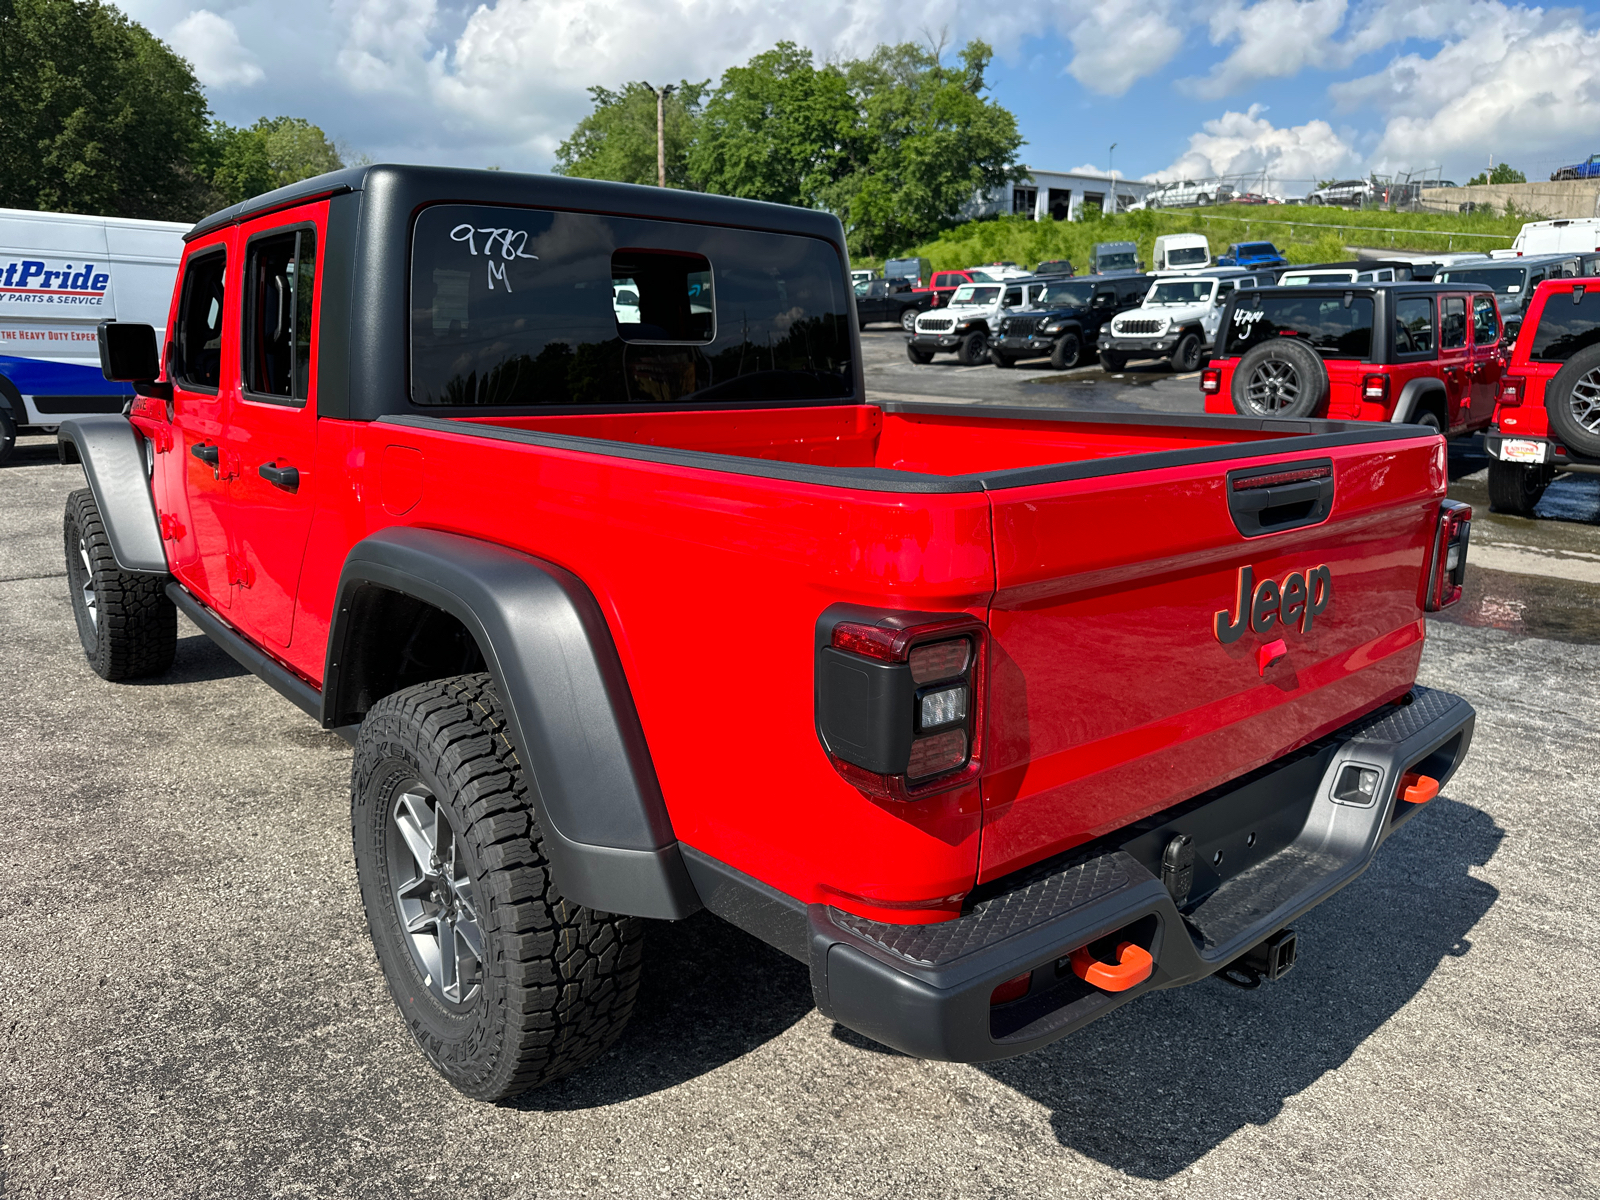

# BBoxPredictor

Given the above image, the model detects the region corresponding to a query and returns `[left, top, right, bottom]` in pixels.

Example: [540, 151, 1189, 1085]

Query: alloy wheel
[1245, 360, 1301, 414]
[387, 782, 483, 1007]
[78, 536, 97, 629]
[1571, 368, 1600, 433]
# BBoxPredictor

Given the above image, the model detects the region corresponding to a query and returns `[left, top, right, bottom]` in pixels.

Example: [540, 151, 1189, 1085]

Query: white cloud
[1064, 0, 1185, 96]
[168, 9, 264, 89]
[1149, 105, 1360, 189]
[1185, 0, 1348, 99]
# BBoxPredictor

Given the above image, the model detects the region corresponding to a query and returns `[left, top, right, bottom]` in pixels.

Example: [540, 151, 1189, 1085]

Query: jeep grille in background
[919, 318, 953, 332]
[1003, 317, 1042, 337]
[1116, 319, 1165, 336]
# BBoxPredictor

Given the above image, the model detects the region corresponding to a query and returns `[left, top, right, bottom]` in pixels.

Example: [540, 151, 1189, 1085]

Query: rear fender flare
[324, 527, 701, 920]
[1391, 378, 1447, 426]
[56, 416, 167, 573]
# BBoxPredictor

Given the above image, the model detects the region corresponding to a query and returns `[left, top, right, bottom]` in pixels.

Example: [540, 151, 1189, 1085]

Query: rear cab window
[1529, 288, 1600, 362]
[410, 205, 852, 407]
[1225, 291, 1375, 360]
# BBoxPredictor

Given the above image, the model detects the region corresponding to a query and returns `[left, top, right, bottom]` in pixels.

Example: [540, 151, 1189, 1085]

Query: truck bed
[286, 401, 1444, 919]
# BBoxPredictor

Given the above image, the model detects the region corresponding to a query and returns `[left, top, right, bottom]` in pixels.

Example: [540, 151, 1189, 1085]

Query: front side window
[1440, 297, 1467, 349]
[1225, 293, 1375, 360]
[174, 249, 227, 390]
[1003, 287, 1023, 308]
[410, 205, 851, 406]
[243, 227, 316, 401]
[1473, 295, 1500, 345]
[1394, 297, 1435, 355]
[1530, 289, 1600, 362]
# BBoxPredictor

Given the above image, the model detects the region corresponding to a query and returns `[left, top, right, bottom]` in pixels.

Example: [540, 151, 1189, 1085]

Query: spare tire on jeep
[1231, 339, 1329, 419]
[1543, 344, 1600, 458]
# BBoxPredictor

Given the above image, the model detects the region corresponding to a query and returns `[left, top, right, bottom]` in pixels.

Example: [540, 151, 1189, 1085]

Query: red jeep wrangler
[64, 166, 1475, 1101]
[1202, 282, 1505, 436]
[1483, 277, 1600, 513]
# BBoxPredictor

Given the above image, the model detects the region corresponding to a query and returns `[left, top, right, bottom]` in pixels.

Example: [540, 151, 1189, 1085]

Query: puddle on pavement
[1431, 566, 1600, 644]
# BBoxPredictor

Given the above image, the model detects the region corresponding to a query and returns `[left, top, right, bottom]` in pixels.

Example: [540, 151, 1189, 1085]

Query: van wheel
[1230, 340, 1328, 418]
[1050, 333, 1082, 369]
[957, 332, 988, 365]
[1487, 459, 1551, 515]
[352, 673, 646, 1101]
[0, 406, 15, 465]
[1171, 333, 1202, 372]
[63, 489, 176, 681]
[906, 343, 934, 364]
[1543, 345, 1600, 457]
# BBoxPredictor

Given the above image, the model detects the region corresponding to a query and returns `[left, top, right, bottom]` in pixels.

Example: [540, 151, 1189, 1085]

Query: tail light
[1498, 375, 1525, 407]
[1200, 368, 1221, 394]
[1362, 373, 1390, 404]
[816, 610, 986, 801]
[1423, 499, 1472, 611]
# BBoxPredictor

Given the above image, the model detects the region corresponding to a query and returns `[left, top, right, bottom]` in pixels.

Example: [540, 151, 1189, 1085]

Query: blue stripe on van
[0, 354, 131, 396]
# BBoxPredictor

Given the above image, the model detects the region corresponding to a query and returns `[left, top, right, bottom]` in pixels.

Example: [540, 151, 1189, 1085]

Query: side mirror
[98, 321, 160, 382]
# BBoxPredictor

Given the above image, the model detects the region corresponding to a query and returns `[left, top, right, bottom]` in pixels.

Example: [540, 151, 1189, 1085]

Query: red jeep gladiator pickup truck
[1202, 282, 1506, 437]
[63, 166, 1476, 1102]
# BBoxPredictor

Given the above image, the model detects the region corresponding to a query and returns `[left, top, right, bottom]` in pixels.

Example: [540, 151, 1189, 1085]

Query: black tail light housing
[1200, 368, 1221, 395]
[815, 606, 987, 801]
[1423, 499, 1472, 611]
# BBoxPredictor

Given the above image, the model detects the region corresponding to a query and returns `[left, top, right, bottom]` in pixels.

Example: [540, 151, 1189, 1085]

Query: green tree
[1467, 163, 1527, 186]
[688, 43, 859, 206]
[0, 0, 214, 219]
[206, 116, 344, 205]
[554, 80, 707, 188]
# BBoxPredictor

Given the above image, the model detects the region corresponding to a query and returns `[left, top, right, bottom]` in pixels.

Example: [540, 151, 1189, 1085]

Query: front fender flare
[324, 527, 701, 920]
[57, 416, 167, 574]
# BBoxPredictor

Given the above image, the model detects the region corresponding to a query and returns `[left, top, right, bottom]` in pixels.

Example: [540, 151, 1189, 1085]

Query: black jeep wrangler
[989, 275, 1150, 369]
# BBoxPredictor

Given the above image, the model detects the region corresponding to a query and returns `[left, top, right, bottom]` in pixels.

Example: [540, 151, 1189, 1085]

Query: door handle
[190, 442, 219, 467]
[258, 461, 300, 493]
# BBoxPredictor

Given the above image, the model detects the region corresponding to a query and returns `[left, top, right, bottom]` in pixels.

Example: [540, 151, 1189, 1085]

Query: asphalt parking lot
[2, 359, 1598, 1197]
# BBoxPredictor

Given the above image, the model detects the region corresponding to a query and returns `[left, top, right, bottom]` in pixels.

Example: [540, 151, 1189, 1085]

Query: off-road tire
[906, 343, 934, 364]
[1230, 339, 1328, 418]
[989, 349, 1015, 368]
[956, 331, 988, 365]
[63, 488, 176, 681]
[0, 406, 16, 466]
[1542, 344, 1600, 458]
[1050, 332, 1082, 370]
[1487, 458, 1552, 515]
[1100, 350, 1127, 372]
[1171, 332, 1203, 373]
[900, 308, 919, 332]
[1411, 409, 1443, 434]
[352, 674, 645, 1101]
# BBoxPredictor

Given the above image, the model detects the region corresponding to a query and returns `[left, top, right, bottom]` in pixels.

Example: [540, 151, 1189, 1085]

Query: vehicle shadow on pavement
[135, 632, 250, 685]
[512, 910, 814, 1111]
[976, 797, 1503, 1180]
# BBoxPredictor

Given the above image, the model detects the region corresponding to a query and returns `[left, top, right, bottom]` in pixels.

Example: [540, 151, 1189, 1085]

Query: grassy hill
[862, 206, 1529, 276]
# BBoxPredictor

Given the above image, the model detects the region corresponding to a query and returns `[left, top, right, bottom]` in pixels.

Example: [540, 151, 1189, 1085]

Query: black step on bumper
[689, 687, 1475, 1063]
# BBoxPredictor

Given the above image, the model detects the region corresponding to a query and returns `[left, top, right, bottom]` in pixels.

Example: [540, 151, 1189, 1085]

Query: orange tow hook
[1401, 772, 1439, 804]
[1069, 941, 1154, 992]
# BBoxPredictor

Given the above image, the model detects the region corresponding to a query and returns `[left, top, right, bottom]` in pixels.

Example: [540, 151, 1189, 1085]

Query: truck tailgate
[979, 435, 1444, 881]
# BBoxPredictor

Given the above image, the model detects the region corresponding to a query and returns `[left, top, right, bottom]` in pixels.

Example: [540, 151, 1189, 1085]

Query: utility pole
[652, 83, 675, 188]
[1108, 143, 1118, 215]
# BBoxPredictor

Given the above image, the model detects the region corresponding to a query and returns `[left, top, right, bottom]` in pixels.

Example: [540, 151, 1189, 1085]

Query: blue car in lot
[1214, 241, 1289, 271]
[1551, 154, 1600, 180]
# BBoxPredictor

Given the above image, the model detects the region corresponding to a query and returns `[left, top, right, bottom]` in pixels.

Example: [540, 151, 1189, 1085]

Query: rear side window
[173, 249, 227, 390]
[410, 205, 851, 407]
[1394, 297, 1435, 355]
[1440, 297, 1467, 349]
[1225, 293, 1375, 360]
[243, 227, 316, 401]
[1529, 289, 1600, 362]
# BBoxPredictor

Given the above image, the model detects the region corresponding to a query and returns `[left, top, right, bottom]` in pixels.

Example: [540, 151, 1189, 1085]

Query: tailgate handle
[1226, 460, 1335, 537]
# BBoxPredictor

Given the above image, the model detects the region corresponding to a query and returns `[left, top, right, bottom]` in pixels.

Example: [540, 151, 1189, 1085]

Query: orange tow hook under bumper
[1401, 772, 1439, 804]
[1069, 941, 1154, 992]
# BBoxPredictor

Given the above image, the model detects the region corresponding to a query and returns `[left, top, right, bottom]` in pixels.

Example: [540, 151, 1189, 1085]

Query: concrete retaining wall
[1420, 181, 1600, 219]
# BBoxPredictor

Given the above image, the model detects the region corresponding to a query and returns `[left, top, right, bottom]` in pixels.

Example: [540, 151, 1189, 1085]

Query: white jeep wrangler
[1096, 270, 1265, 372]
[907, 278, 1050, 365]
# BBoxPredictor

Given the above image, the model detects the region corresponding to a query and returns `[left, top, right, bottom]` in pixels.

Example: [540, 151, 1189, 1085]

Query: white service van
[1511, 218, 1600, 256]
[1151, 233, 1211, 273]
[0, 207, 187, 463]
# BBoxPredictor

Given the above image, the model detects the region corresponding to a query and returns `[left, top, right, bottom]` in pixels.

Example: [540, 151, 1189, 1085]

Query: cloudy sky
[113, 0, 1600, 193]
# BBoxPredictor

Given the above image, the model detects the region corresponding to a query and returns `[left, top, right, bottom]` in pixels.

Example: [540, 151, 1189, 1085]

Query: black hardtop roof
[1250, 280, 1496, 295]
[185, 163, 845, 244]
[1282, 260, 1418, 272]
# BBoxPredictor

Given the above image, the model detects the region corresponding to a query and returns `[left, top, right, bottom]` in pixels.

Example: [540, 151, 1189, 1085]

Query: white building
[970, 168, 1154, 222]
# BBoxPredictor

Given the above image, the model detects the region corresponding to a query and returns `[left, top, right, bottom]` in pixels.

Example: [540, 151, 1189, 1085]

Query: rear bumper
[804, 686, 1474, 1062]
[1485, 432, 1600, 475]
